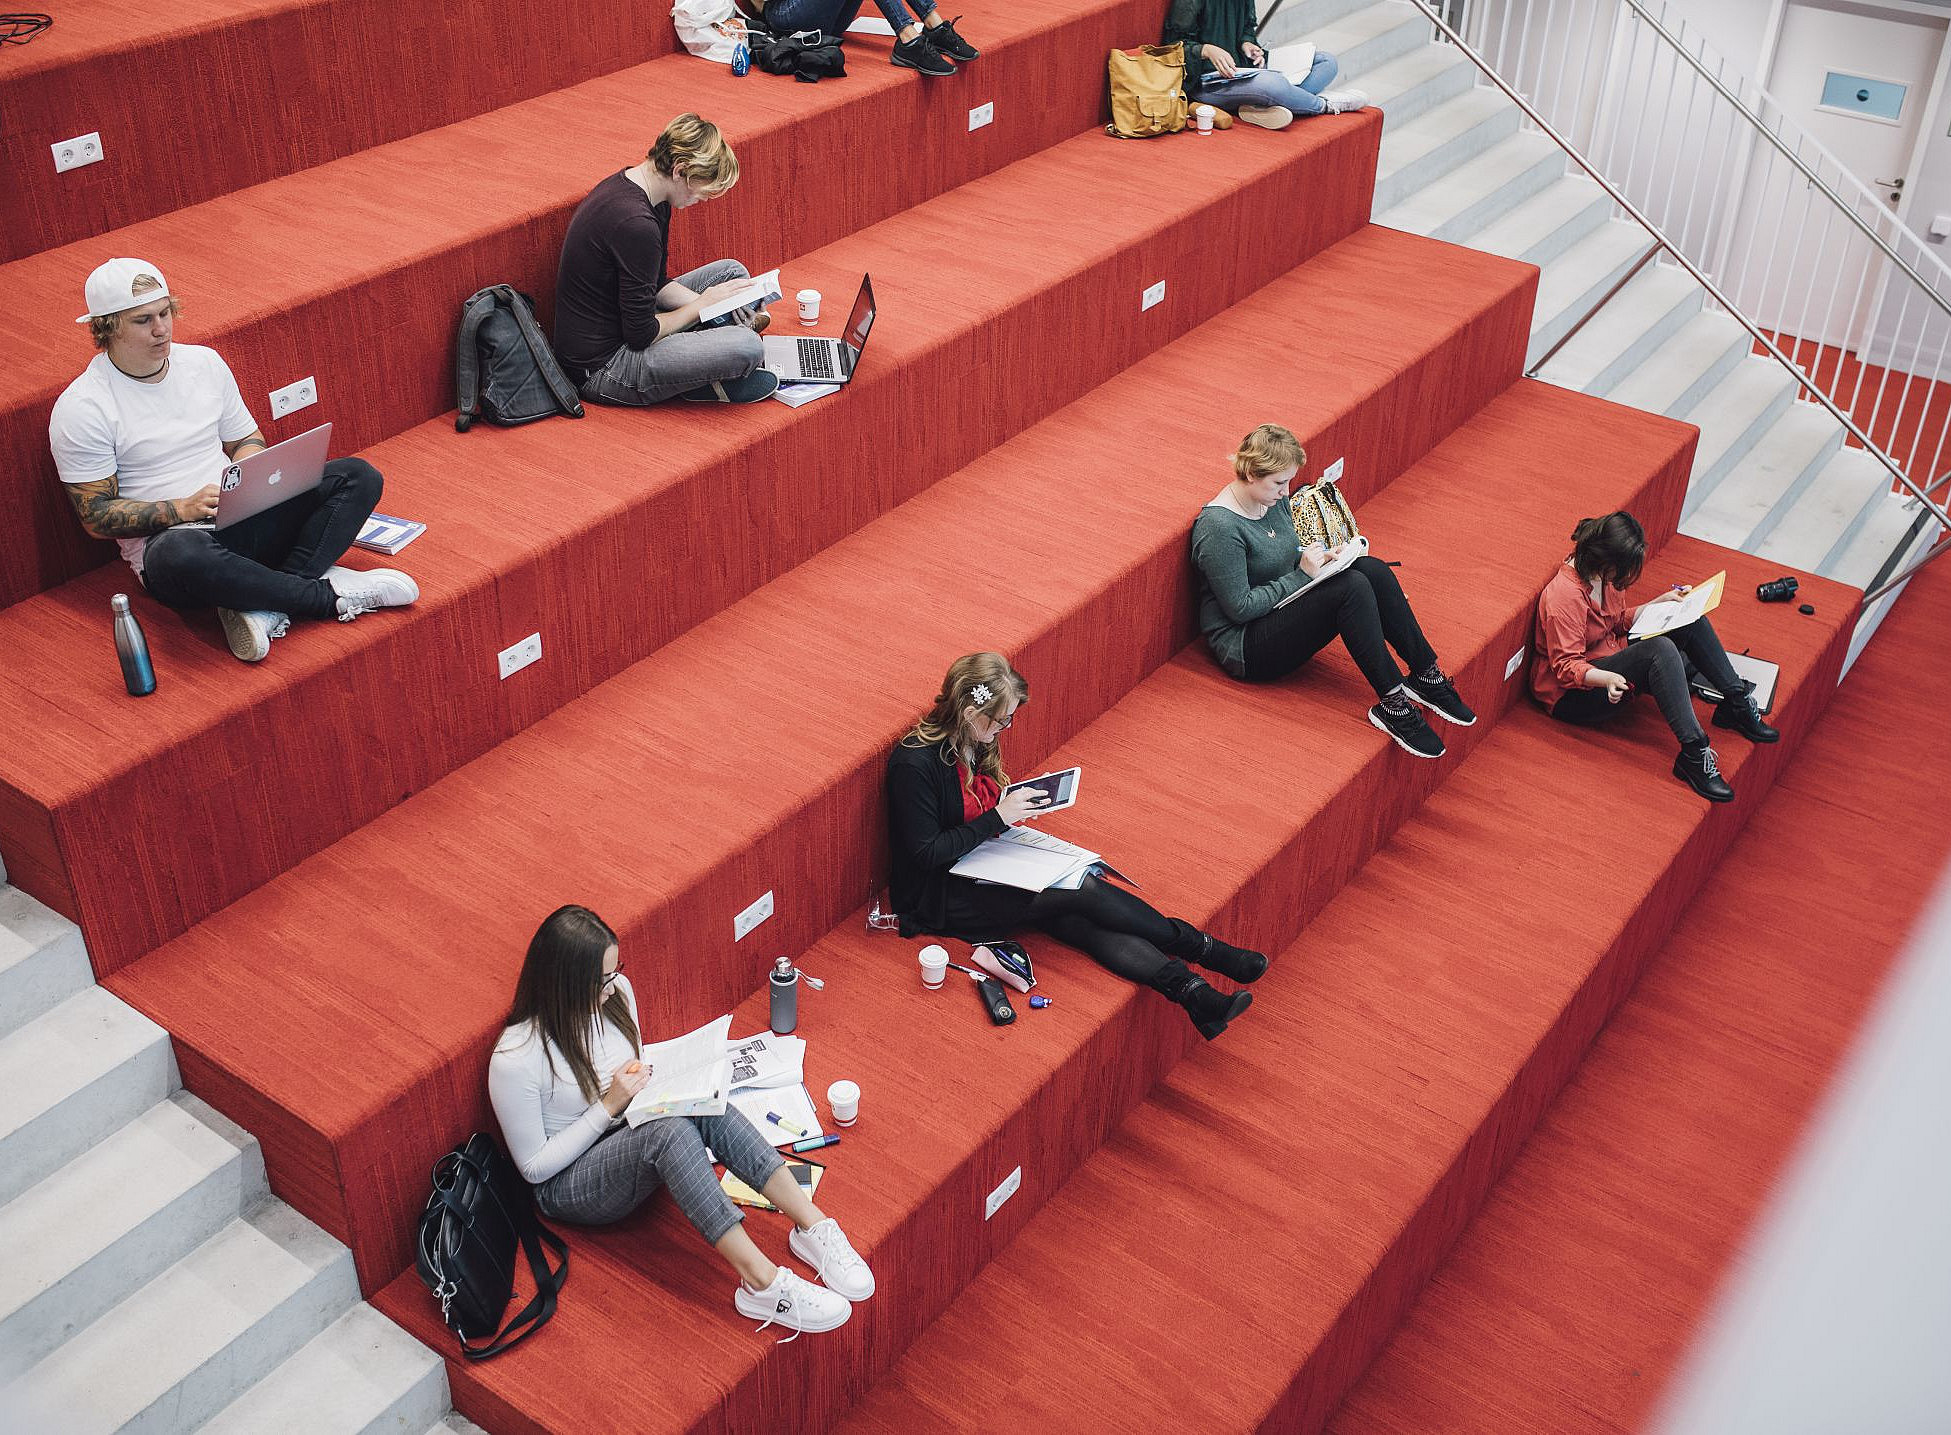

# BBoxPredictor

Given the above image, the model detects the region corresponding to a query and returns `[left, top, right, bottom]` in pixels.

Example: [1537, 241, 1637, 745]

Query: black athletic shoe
[1712, 692, 1779, 744]
[892, 29, 956, 75]
[1405, 670, 1478, 726]
[1369, 697, 1445, 759]
[926, 15, 979, 60]
[678, 368, 780, 404]
[1673, 743, 1735, 803]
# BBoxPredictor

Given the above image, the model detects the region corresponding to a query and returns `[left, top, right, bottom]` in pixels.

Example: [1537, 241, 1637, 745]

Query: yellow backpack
[1106, 43, 1189, 139]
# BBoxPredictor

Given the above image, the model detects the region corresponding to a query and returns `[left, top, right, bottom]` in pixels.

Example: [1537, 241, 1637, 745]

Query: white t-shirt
[487, 975, 645, 1185]
[48, 345, 258, 578]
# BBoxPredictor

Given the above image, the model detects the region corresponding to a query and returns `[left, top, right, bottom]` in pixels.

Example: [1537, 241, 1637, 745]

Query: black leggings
[1550, 617, 1743, 747]
[1023, 875, 1200, 986]
[1241, 556, 1438, 700]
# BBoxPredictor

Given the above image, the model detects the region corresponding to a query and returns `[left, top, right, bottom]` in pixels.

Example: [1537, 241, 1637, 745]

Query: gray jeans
[579, 260, 769, 406]
[534, 1107, 785, 1245]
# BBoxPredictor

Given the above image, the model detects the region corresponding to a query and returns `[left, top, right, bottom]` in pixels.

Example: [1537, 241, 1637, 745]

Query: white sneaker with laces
[1320, 87, 1369, 113]
[789, 1218, 876, 1301]
[217, 608, 291, 662]
[326, 564, 419, 622]
[1238, 104, 1294, 130]
[733, 1268, 851, 1340]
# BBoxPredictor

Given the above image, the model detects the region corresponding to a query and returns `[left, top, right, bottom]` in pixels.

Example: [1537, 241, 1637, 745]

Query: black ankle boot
[1673, 741, 1735, 803]
[1149, 959, 1252, 1040]
[1164, 919, 1267, 983]
[1712, 692, 1779, 744]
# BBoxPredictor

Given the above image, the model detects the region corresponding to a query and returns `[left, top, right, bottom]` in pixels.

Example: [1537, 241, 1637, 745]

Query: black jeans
[1550, 617, 1743, 747]
[1241, 556, 1438, 700]
[141, 458, 382, 621]
[1021, 875, 1202, 986]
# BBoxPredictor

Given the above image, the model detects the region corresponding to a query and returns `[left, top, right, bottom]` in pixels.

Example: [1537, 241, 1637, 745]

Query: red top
[961, 767, 1001, 823]
[1530, 560, 1649, 710]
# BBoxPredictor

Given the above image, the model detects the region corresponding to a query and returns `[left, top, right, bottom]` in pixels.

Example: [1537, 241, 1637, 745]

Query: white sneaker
[733, 1268, 851, 1340]
[326, 565, 419, 623]
[1321, 87, 1369, 113]
[789, 1218, 876, 1301]
[1238, 104, 1294, 130]
[217, 608, 291, 662]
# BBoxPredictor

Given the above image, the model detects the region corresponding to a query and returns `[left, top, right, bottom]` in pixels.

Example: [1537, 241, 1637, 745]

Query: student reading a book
[1531, 511, 1777, 804]
[488, 905, 875, 1336]
[885, 652, 1264, 1039]
[552, 114, 777, 406]
[1190, 423, 1475, 761]
[1161, 0, 1366, 129]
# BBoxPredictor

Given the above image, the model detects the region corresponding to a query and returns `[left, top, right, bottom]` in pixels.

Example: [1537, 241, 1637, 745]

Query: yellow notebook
[720, 1160, 823, 1210]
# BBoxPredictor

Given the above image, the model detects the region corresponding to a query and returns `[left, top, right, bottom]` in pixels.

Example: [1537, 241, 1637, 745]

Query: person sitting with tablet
[50, 258, 417, 664]
[1162, 0, 1366, 130]
[553, 114, 778, 407]
[884, 651, 1265, 1039]
[1190, 423, 1475, 760]
[489, 905, 875, 1337]
[761, 0, 979, 77]
[1532, 511, 1777, 804]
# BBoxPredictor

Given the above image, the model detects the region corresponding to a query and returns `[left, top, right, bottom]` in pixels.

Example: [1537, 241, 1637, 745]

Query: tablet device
[1003, 767, 1081, 813]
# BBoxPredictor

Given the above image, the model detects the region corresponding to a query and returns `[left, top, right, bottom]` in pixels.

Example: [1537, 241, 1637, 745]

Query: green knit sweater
[1162, 0, 1261, 101]
[1190, 498, 1308, 678]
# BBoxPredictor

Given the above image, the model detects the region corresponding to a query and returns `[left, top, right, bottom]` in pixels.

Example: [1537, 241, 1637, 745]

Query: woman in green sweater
[1189, 423, 1474, 759]
[1162, 0, 1367, 129]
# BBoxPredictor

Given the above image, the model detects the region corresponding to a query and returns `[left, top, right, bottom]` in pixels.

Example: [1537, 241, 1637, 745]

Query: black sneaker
[1712, 692, 1779, 744]
[678, 368, 780, 404]
[1673, 743, 1735, 803]
[1369, 697, 1445, 759]
[1405, 670, 1477, 727]
[892, 29, 956, 75]
[926, 15, 979, 60]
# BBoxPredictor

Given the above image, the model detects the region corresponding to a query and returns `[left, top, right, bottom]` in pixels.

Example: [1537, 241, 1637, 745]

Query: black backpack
[454, 285, 584, 432]
[756, 27, 846, 81]
[415, 1132, 569, 1359]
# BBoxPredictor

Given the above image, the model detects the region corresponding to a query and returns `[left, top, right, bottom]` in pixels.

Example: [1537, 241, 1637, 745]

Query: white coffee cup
[1196, 104, 1215, 135]
[918, 944, 949, 988]
[797, 288, 821, 325]
[828, 1079, 860, 1126]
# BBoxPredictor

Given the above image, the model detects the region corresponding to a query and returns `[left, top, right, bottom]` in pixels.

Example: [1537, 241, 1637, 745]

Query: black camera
[1756, 575, 1799, 603]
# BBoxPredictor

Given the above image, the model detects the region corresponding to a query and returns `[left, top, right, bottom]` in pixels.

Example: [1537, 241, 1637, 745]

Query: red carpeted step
[0, 120, 1383, 973]
[833, 541, 1859, 1435]
[104, 224, 1547, 1294]
[0, 0, 1210, 606]
[364, 390, 1705, 1435]
[1322, 562, 1951, 1435]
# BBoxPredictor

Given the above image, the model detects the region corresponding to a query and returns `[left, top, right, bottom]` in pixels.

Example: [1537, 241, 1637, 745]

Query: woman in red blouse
[1531, 512, 1776, 802]
[883, 651, 1263, 1039]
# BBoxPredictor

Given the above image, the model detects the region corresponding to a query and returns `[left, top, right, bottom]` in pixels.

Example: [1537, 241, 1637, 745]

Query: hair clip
[971, 683, 993, 706]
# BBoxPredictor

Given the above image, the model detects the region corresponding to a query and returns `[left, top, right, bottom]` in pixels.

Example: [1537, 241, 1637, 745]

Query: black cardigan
[884, 738, 1008, 937]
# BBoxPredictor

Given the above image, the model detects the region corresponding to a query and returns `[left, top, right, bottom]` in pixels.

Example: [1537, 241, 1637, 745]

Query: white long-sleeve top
[488, 975, 644, 1185]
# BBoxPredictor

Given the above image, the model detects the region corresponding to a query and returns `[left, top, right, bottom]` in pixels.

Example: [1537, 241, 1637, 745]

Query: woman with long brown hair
[883, 652, 1264, 1039]
[488, 905, 874, 1336]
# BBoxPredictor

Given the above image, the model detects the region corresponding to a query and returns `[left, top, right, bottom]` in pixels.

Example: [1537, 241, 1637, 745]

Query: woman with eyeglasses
[487, 904, 875, 1337]
[883, 651, 1264, 1038]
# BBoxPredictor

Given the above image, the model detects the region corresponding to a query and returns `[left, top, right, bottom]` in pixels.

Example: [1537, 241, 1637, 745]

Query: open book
[1629, 570, 1726, 640]
[623, 1014, 734, 1125]
[697, 269, 782, 324]
[1276, 536, 1369, 608]
[951, 826, 1138, 892]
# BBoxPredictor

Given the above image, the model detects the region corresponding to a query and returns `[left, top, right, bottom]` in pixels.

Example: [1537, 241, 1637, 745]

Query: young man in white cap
[49, 258, 418, 662]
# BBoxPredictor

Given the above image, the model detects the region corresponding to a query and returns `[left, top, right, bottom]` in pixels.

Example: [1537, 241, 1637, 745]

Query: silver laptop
[215, 422, 332, 529]
[763, 275, 876, 384]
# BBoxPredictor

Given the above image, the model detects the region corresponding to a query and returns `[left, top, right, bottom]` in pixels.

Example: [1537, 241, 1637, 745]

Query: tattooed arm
[65, 474, 219, 540]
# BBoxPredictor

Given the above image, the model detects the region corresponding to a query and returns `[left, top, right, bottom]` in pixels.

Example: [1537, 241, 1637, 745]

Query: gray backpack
[454, 285, 584, 432]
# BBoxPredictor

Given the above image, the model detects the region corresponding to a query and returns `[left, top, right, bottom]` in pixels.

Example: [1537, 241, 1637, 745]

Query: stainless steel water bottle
[111, 594, 156, 696]
[768, 955, 799, 1035]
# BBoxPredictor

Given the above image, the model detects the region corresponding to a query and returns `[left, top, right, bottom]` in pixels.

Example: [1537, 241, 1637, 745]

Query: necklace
[112, 354, 169, 382]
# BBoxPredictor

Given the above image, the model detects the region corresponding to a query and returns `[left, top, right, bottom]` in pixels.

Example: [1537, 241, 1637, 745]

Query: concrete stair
[0, 887, 483, 1435]
[1291, 0, 1921, 601]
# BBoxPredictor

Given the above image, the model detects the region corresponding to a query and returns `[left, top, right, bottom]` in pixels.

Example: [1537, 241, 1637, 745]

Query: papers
[697, 268, 782, 324]
[729, 1081, 824, 1148]
[845, 13, 895, 33]
[1276, 536, 1369, 608]
[623, 1014, 733, 1126]
[725, 1032, 805, 1091]
[1629, 570, 1726, 639]
[1266, 41, 1315, 79]
[951, 826, 1137, 892]
[772, 381, 840, 408]
[353, 512, 425, 556]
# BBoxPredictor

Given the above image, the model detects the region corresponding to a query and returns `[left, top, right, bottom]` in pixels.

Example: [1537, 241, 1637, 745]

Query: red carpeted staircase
[2, 0, 1905, 1430]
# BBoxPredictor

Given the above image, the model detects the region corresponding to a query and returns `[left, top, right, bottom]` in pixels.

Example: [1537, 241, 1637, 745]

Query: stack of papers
[729, 1082, 823, 1148]
[725, 1032, 805, 1090]
[624, 1014, 734, 1126]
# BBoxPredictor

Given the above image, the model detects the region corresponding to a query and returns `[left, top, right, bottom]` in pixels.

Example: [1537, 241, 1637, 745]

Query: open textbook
[1275, 536, 1369, 608]
[623, 1014, 734, 1126]
[697, 269, 783, 324]
[1629, 570, 1725, 640]
[951, 826, 1139, 892]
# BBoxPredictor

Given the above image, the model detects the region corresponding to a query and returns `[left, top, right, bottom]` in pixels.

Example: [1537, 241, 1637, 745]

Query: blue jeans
[1201, 49, 1338, 116]
[765, 0, 927, 35]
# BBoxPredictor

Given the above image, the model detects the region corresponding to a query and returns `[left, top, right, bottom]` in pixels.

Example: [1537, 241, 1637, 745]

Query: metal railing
[1421, 0, 1950, 601]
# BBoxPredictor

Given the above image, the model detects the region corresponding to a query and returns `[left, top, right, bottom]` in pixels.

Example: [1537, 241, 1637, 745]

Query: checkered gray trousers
[535, 1108, 785, 1245]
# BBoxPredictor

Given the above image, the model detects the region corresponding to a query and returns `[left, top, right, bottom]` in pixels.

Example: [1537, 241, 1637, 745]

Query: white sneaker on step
[326, 565, 419, 622]
[1238, 104, 1294, 130]
[1321, 87, 1369, 113]
[217, 608, 291, 662]
[789, 1218, 876, 1301]
[733, 1268, 851, 1340]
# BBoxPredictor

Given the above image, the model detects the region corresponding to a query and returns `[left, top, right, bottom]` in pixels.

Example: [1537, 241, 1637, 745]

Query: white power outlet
[1504, 646, 1527, 681]
[497, 632, 542, 680]
[734, 890, 774, 942]
[985, 1165, 1022, 1220]
[1141, 280, 1167, 311]
[1323, 456, 1345, 483]
[52, 131, 104, 174]
[968, 101, 995, 131]
[269, 376, 318, 419]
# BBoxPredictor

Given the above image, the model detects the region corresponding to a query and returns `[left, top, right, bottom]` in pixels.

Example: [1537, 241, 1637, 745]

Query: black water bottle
[111, 593, 156, 696]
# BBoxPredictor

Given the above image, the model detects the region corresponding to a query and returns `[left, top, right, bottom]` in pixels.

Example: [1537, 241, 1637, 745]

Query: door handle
[1875, 177, 1905, 188]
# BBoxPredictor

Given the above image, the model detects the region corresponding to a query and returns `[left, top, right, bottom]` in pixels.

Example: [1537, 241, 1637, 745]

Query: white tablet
[1003, 767, 1082, 813]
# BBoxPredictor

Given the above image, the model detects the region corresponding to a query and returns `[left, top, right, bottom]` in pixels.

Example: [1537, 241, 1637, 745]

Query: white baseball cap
[75, 258, 171, 323]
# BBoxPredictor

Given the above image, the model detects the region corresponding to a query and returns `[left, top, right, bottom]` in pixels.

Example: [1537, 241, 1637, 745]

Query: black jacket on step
[885, 738, 1008, 938]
